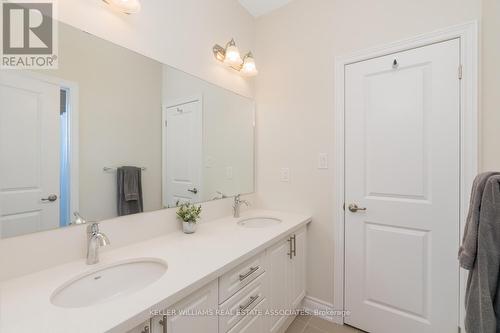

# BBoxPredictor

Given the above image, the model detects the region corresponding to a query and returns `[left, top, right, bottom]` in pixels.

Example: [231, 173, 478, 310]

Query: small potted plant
[176, 202, 202, 234]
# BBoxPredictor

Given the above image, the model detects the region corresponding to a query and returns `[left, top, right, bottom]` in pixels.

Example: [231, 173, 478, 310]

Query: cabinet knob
[141, 325, 150, 333]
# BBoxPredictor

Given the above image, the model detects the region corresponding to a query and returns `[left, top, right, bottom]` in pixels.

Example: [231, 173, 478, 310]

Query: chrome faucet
[233, 194, 250, 218]
[86, 223, 110, 265]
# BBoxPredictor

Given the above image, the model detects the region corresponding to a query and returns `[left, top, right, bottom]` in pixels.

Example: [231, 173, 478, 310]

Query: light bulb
[103, 0, 141, 14]
[241, 53, 258, 76]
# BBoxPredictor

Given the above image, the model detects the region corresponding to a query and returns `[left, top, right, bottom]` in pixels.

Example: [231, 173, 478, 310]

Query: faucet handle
[87, 222, 100, 235]
[72, 212, 87, 225]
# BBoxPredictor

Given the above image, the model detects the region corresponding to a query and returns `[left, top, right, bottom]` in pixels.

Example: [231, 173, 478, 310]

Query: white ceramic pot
[182, 221, 197, 234]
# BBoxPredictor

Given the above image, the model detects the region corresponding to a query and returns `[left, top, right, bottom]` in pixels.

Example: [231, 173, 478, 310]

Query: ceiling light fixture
[103, 0, 141, 14]
[213, 39, 258, 77]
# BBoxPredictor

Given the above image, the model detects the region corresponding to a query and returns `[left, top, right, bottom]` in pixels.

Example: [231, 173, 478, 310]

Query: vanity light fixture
[103, 0, 141, 14]
[213, 39, 258, 76]
[241, 52, 258, 76]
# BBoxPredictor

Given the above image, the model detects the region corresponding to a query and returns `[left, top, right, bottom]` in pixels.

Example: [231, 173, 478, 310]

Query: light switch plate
[280, 168, 290, 182]
[205, 156, 214, 168]
[318, 153, 329, 169]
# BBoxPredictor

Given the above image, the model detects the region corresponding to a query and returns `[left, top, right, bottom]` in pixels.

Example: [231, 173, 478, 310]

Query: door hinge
[458, 65, 463, 80]
[164, 120, 168, 127]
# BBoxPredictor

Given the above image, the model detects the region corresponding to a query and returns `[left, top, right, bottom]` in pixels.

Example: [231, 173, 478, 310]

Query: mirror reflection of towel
[117, 166, 143, 216]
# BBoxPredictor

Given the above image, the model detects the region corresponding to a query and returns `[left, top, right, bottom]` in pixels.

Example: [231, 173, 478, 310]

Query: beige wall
[57, 0, 256, 98]
[44, 24, 163, 220]
[254, 0, 481, 306]
[481, 0, 500, 171]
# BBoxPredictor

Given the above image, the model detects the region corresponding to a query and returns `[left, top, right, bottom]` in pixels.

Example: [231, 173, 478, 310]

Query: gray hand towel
[117, 166, 143, 216]
[123, 167, 140, 202]
[459, 172, 500, 270]
[465, 175, 500, 333]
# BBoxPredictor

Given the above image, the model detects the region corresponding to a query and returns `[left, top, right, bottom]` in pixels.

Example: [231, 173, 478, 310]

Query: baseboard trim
[301, 296, 344, 325]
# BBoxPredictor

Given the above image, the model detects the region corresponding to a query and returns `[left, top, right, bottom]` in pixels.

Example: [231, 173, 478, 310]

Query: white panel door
[344, 39, 460, 333]
[0, 72, 60, 238]
[164, 100, 202, 207]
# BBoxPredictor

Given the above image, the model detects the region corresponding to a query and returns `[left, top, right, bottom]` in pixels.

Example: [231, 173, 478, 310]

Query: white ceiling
[238, 0, 293, 18]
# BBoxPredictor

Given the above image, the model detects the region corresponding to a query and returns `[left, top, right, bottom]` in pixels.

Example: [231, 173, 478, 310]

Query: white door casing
[344, 39, 460, 333]
[163, 97, 203, 208]
[0, 71, 61, 238]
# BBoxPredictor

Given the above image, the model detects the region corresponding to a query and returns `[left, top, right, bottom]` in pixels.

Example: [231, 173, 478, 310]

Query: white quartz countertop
[0, 210, 311, 333]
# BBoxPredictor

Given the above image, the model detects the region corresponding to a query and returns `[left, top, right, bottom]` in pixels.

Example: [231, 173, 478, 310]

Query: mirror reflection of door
[163, 98, 203, 208]
[0, 72, 76, 238]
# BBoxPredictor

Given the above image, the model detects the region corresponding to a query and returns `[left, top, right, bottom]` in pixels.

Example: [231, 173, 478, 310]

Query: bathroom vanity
[0, 211, 310, 333]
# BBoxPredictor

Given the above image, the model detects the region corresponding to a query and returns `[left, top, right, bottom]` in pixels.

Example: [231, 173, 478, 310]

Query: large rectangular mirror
[0, 21, 255, 239]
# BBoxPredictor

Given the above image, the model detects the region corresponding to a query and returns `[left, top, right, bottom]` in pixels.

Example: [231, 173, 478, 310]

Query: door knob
[348, 203, 366, 213]
[187, 188, 198, 194]
[41, 194, 58, 202]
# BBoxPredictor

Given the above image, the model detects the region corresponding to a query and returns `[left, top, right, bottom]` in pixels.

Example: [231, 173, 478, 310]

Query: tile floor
[285, 315, 363, 333]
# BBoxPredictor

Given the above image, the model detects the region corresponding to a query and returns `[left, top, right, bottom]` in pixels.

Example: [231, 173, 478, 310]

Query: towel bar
[103, 167, 147, 172]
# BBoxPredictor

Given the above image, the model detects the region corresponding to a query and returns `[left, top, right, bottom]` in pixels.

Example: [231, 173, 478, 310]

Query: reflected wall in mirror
[0, 21, 255, 239]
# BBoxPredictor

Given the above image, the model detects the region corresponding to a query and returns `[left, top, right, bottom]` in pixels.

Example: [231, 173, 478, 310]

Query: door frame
[162, 95, 204, 208]
[332, 21, 478, 328]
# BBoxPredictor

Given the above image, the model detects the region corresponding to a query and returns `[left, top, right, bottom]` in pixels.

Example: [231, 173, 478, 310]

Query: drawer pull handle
[292, 234, 297, 257]
[239, 266, 259, 281]
[239, 295, 260, 312]
[287, 237, 293, 259]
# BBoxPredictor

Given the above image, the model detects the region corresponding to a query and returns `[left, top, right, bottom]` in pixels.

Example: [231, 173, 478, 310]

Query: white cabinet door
[151, 280, 218, 333]
[266, 227, 308, 333]
[127, 319, 151, 333]
[266, 237, 292, 333]
[289, 227, 307, 310]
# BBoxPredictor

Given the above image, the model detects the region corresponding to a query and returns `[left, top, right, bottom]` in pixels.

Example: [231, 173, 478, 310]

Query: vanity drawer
[219, 252, 265, 303]
[227, 298, 268, 333]
[219, 273, 266, 333]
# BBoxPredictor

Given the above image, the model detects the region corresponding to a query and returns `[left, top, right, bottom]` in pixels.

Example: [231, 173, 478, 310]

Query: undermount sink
[238, 217, 282, 228]
[51, 258, 167, 308]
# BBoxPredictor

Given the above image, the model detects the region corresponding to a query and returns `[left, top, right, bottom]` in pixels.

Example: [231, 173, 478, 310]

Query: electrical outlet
[318, 153, 329, 169]
[280, 168, 290, 182]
